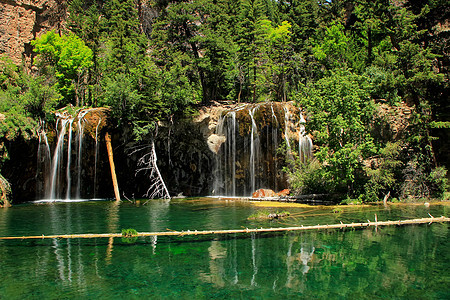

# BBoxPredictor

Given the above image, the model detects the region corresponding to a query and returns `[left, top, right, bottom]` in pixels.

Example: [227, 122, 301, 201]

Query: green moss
[121, 228, 138, 244]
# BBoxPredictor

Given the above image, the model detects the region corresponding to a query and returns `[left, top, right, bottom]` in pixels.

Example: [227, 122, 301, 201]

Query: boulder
[207, 134, 226, 154]
[252, 188, 277, 198]
[277, 189, 290, 196]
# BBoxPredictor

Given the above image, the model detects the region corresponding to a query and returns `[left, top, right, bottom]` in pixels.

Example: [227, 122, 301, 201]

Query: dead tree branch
[133, 141, 170, 200]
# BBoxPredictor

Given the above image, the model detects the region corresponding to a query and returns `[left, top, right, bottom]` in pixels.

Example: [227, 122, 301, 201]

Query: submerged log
[0, 216, 448, 240]
[105, 132, 120, 202]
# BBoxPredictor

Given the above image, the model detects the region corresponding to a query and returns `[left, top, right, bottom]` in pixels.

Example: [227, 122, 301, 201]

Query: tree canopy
[0, 0, 448, 201]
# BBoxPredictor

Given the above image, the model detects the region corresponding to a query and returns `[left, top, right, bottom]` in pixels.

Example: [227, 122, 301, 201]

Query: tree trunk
[105, 132, 121, 202]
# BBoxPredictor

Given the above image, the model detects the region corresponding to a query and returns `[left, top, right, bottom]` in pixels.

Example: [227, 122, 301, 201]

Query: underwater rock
[267, 212, 289, 219]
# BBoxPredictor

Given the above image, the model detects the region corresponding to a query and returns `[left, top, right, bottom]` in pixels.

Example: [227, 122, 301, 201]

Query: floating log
[105, 132, 120, 202]
[0, 216, 448, 240]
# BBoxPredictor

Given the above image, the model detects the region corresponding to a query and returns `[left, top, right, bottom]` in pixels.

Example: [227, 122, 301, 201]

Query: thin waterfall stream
[93, 118, 102, 199]
[213, 102, 313, 197]
[41, 108, 102, 201]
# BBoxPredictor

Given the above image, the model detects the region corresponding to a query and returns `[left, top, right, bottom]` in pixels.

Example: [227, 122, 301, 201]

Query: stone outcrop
[0, 0, 67, 66]
[0, 173, 11, 207]
[374, 101, 413, 141]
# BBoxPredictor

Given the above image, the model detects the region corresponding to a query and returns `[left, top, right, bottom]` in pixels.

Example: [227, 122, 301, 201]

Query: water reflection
[0, 201, 448, 298]
[0, 224, 448, 298]
[200, 234, 318, 291]
[106, 202, 119, 264]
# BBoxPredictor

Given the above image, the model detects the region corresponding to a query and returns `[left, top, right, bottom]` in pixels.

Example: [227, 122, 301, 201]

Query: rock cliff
[0, 0, 67, 66]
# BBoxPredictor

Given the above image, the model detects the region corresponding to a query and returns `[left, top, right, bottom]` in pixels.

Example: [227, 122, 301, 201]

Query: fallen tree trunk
[105, 132, 120, 202]
[0, 216, 447, 240]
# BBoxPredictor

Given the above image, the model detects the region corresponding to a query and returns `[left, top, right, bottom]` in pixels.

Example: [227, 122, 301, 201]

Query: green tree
[68, 0, 103, 106]
[102, 0, 147, 75]
[297, 70, 376, 196]
[258, 19, 292, 101]
[32, 31, 93, 106]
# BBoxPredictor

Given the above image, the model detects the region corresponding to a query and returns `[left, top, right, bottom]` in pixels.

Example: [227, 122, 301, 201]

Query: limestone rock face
[373, 101, 413, 141]
[0, 0, 67, 66]
[207, 134, 226, 154]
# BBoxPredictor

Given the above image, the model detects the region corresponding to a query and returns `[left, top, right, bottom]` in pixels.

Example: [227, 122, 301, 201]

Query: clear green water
[0, 199, 448, 299]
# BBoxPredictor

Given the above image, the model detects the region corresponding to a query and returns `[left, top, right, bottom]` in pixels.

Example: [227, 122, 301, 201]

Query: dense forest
[0, 0, 449, 205]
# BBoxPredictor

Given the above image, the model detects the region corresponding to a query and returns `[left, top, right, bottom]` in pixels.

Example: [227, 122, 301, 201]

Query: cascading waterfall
[43, 108, 98, 200]
[283, 106, 292, 151]
[93, 118, 102, 198]
[248, 106, 260, 194]
[65, 119, 74, 199]
[37, 120, 52, 198]
[270, 104, 279, 192]
[298, 112, 313, 162]
[213, 102, 313, 196]
[49, 116, 70, 200]
[76, 110, 89, 199]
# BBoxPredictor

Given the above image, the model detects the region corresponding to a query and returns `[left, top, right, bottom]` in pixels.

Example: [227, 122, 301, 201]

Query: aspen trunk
[105, 132, 120, 202]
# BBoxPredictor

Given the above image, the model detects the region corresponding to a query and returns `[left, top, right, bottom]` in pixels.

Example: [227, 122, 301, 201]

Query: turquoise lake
[0, 199, 448, 299]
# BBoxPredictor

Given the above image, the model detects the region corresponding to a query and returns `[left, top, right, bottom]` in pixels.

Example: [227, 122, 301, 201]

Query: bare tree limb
[133, 141, 170, 200]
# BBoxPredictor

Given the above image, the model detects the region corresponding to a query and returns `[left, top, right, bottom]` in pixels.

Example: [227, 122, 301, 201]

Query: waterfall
[37, 120, 52, 198]
[212, 102, 313, 196]
[65, 119, 74, 199]
[213, 113, 226, 194]
[43, 108, 99, 200]
[49, 116, 70, 200]
[248, 106, 260, 194]
[76, 110, 88, 199]
[230, 112, 236, 195]
[271, 104, 279, 192]
[93, 118, 102, 198]
[298, 112, 313, 162]
[283, 106, 292, 151]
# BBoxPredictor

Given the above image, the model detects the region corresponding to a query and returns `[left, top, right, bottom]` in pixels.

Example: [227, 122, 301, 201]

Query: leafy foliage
[286, 158, 329, 195]
[32, 31, 93, 106]
[0, 0, 447, 202]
